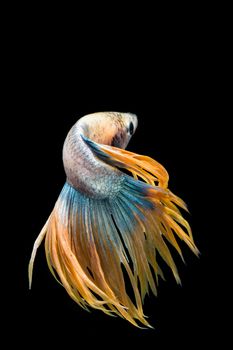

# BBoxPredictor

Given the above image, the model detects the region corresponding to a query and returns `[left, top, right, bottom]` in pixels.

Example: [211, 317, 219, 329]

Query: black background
[7, 7, 226, 349]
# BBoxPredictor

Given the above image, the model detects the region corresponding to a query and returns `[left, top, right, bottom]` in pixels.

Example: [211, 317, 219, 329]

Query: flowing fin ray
[29, 138, 198, 327]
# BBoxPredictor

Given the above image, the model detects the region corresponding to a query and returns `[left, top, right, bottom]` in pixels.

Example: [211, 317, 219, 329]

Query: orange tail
[29, 138, 199, 327]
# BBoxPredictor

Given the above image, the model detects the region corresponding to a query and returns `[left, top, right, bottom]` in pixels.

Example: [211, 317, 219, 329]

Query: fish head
[78, 112, 138, 149]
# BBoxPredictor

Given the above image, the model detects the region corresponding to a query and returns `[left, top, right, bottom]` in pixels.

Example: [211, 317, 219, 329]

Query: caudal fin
[29, 138, 199, 327]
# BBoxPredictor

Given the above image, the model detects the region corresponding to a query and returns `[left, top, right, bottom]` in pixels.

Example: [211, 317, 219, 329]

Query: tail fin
[29, 138, 199, 327]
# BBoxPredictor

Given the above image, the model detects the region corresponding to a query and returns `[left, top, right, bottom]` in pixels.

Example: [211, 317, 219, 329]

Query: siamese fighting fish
[29, 112, 198, 328]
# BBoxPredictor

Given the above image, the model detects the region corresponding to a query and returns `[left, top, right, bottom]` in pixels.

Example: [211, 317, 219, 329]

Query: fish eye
[129, 122, 134, 135]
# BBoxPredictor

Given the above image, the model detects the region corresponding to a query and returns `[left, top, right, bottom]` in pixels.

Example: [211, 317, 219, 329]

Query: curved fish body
[29, 112, 198, 327]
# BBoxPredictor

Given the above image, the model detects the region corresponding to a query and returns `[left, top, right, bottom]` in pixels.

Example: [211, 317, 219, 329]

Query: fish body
[29, 112, 198, 327]
[63, 112, 137, 198]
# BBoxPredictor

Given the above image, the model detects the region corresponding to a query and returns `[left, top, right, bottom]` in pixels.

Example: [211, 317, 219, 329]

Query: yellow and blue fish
[29, 112, 199, 327]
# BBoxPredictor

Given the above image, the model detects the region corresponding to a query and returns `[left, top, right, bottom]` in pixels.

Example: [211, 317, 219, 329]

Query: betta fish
[29, 112, 199, 328]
